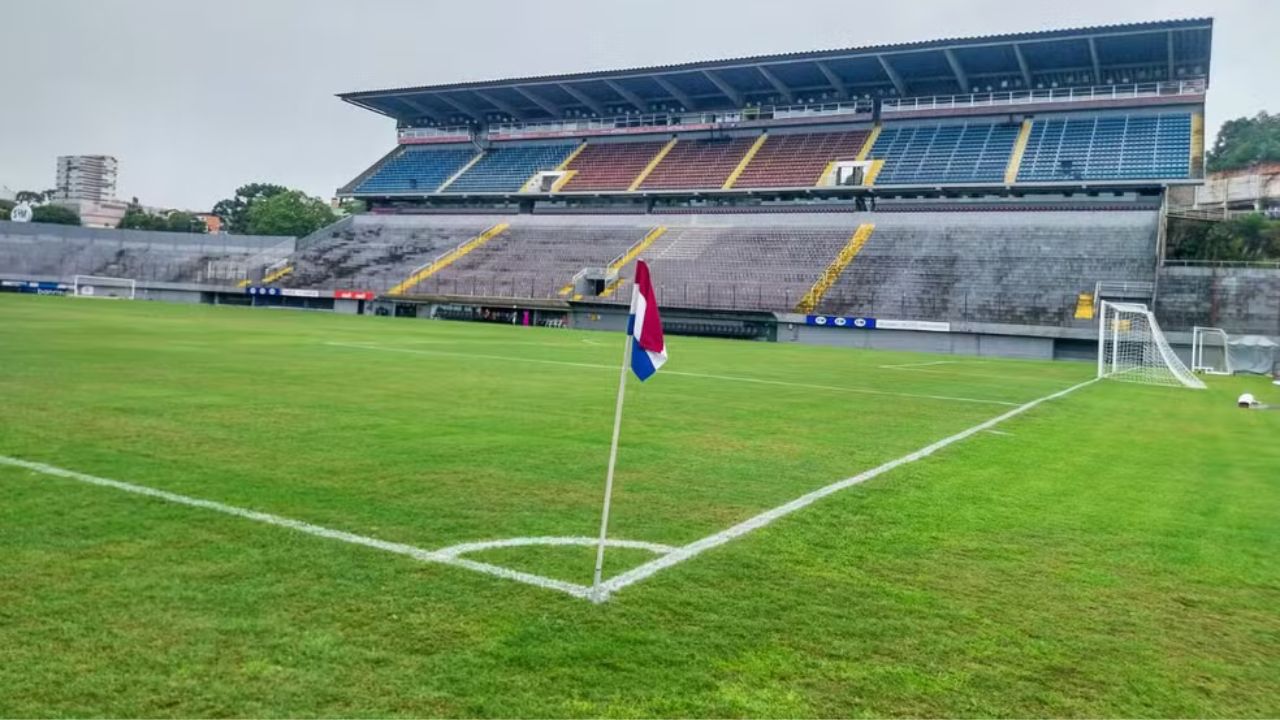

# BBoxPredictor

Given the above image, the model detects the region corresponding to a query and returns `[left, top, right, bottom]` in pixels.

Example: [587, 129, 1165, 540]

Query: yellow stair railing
[1190, 112, 1206, 177]
[722, 134, 769, 189]
[628, 138, 678, 191]
[1004, 119, 1034, 184]
[855, 125, 881, 161]
[597, 226, 668, 298]
[795, 223, 875, 314]
[261, 265, 293, 284]
[388, 223, 510, 296]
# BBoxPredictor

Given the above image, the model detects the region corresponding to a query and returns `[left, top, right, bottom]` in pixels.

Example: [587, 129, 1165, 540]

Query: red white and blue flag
[627, 260, 666, 381]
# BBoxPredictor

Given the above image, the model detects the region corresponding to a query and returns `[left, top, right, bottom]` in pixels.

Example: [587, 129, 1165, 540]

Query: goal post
[72, 275, 137, 300]
[1097, 301, 1205, 389]
[1191, 326, 1232, 375]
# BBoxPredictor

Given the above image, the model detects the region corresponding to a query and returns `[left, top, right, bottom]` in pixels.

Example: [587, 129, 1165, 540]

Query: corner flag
[592, 258, 667, 595]
[628, 260, 667, 381]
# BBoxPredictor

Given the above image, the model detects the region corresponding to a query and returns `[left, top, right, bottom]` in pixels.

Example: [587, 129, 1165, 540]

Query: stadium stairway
[721, 135, 769, 189]
[562, 140, 673, 192]
[1004, 120, 1034, 185]
[794, 223, 875, 313]
[387, 223, 512, 295]
[627, 139, 679, 191]
[594, 226, 669, 299]
[638, 137, 756, 190]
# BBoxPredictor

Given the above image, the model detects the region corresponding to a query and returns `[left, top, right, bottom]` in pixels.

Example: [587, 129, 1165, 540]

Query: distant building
[57, 198, 129, 229]
[196, 213, 223, 233]
[1195, 162, 1280, 214]
[55, 155, 118, 202]
[49, 155, 121, 227]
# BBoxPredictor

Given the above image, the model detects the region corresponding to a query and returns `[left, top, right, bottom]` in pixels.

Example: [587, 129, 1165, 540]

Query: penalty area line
[595, 377, 1098, 601]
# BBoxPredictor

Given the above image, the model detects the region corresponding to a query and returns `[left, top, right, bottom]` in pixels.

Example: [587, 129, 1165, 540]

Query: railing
[485, 100, 872, 140]
[881, 80, 1207, 114]
[397, 126, 472, 144]
[1163, 258, 1280, 269]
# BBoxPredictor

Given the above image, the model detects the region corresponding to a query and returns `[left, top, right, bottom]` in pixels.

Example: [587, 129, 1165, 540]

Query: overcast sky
[1, 0, 1275, 210]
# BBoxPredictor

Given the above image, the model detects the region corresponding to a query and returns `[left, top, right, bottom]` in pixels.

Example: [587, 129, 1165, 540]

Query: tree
[338, 198, 366, 216]
[1206, 112, 1280, 173]
[117, 203, 207, 233]
[15, 190, 47, 204]
[166, 211, 207, 234]
[1167, 214, 1280, 261]
[0, 199, 12, 221]
[118, 205, 167, 231]
[212, 183, 288, 234]
[31, 204, 80, 226]
[244, 190, 337, 237]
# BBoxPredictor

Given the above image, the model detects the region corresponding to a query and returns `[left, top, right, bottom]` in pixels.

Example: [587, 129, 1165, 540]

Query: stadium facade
[5, 18, 1272, 357]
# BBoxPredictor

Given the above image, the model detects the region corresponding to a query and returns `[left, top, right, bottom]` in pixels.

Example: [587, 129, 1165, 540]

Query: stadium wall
[1156, 265, 1280, 336]
[0, 220, 289, 251]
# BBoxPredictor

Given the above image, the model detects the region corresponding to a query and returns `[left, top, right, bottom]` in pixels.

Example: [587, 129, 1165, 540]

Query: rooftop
[340, 18, 1213, 126]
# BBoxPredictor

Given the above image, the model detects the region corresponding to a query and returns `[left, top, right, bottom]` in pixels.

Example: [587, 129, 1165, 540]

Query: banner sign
[334, 290, 375, 300]
[805, 315, 876, 329]
[247, 286, 321, 298]
[1, 280, 70, 295]
[876, 319, 951, 332]
[804, 315, 952, 333]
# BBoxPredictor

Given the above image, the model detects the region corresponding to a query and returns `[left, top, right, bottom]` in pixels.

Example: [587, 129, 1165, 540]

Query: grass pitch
[1, 294, 1277, 717]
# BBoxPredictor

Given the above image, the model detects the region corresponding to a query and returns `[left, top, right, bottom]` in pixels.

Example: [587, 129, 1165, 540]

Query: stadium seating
[732, 131, 869, 188]
[444, 142, 579, 193]
[0, 229, 270, 284]
[612, 225, 858, 310]
[284, 220, 492, 291]
[421, 225, 650, 297]
[355, 146, 477, 194]
[560, 141, 670, 191]
[1017, 113, 1192, 181]
[867, 122, 1020, 184]
[639, 138, 756, 190]
[817, 211, 1158, 325]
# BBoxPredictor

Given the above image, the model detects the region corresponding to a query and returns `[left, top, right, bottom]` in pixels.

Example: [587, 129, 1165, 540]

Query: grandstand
[3, 19, 1248, 351]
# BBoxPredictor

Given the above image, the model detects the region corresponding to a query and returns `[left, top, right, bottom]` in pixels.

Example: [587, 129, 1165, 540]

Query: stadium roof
[340, 18, 1213, 124]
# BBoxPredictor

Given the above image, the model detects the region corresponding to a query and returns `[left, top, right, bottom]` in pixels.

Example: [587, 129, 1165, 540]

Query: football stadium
[2, 14, 1279, 718]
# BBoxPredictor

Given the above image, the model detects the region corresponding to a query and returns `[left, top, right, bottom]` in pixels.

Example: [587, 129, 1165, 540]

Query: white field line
[2, 378, 1095, 604]
[0, 455, 595, 601]
[877, 360, 960, 368]
[325, 341, 1020, 407]
[433, 536, 673, 558]
[594, 377, 1098, 602]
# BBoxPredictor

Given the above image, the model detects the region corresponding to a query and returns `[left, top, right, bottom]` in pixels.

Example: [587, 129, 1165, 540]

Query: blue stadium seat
[1016, 113, 1191, 182]
[354, 146, 477, 193]
[444, 143, 579, 193]
[867, 122, 1020, 185]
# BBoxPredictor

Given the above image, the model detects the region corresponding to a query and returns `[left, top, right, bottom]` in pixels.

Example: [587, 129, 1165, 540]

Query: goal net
[1191, 326, 1232, 375]
[1097, 301, 1204, 389]
[73, 275, 136, 300]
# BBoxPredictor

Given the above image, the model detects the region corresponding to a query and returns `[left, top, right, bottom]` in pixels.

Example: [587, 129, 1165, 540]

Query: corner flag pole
[592, 333, 633, 591]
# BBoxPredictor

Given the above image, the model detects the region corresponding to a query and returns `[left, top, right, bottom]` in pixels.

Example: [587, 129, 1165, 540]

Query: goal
[1191, 326, 1232, 375]
[1097, 301, 1205, 389]
[73, 275, 136, 300]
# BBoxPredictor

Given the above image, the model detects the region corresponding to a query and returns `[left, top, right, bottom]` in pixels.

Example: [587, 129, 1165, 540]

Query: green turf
[1, 294, 1277, 717]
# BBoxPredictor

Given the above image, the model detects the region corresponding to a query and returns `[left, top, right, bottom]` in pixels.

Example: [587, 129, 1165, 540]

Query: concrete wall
[0, 219, 289, 252]
[781, 322, 1057, 360]
[1157, 265, 1280, 335]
